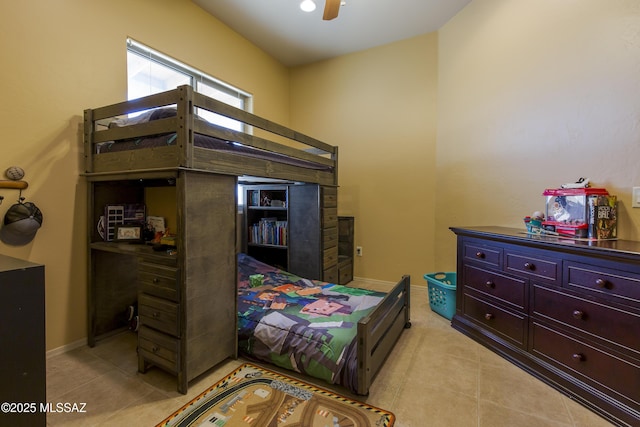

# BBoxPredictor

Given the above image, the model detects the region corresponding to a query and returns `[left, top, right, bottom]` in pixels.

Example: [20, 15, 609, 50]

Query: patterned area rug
[156, 363, 395, 427]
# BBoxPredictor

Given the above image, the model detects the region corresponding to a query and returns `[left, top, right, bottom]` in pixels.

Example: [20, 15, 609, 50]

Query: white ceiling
[193, 0, 472, 67]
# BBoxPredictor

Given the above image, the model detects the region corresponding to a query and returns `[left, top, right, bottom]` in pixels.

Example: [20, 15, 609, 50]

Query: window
[126, 38, 252, 131]
[127, 39, 252, 205]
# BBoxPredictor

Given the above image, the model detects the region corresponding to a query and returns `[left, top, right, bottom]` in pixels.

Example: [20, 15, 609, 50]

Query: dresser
[451, 226, 640, 427]
[0, 255, 45, 426]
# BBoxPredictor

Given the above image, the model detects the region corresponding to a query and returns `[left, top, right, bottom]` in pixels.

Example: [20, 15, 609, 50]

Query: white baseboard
[46, 337, 87, 359]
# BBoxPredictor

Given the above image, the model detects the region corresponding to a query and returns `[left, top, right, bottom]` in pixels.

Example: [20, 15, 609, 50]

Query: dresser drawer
[533, 285, 640, 354]
[138, 326, 180, 373]
[463, 293, 527, 347]
[463, 241, 502, 268]
[138, 261, 180, 302]
[139, 293, 180, 337]
[323, 245, 338, 267]
[322, 207, 338, 229]
[464, 264, 527, 311]
[338, 257, 353, 284]
[323, 266, 338, 283]
[505, 251, 559, 283]
[322, 186, 337, 208]
[565, 261, 640, 304]
[323, 226, 338, 249]
[531, 323, 640, 405]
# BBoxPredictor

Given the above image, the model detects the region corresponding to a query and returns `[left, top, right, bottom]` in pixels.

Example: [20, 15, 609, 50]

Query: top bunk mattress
[96, 107, 333, 172]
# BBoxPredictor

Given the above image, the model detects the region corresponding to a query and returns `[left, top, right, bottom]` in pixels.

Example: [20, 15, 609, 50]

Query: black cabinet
[0, 255, 45, 427]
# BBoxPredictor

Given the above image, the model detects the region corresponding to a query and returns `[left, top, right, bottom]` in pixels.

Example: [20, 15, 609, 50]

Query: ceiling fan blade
[323, 0, 340, 20]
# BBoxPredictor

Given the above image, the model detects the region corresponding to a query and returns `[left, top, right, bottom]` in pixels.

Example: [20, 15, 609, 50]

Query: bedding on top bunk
[96, 107, 332, 171]
[237, 253, 386, 393]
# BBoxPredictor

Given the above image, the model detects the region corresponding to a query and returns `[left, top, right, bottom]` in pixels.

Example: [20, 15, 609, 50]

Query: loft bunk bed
[83, 85, 337, 185]
[82, 85, 411, 395]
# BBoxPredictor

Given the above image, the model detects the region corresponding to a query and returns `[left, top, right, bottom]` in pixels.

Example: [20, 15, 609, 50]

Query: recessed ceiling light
[300, 0, 316, 13]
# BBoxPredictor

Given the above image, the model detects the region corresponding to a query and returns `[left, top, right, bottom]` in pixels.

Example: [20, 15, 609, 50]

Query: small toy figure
[531, 211, 545, 221]
[561, 177, 590, 189]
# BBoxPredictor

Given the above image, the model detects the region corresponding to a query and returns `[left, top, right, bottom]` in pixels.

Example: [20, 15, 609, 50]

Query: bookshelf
[245, 186, 289, 269]
[243, 183, 338, 281]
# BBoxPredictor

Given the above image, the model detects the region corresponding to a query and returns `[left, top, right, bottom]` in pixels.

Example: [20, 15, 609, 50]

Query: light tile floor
[46, 285, 615, 426]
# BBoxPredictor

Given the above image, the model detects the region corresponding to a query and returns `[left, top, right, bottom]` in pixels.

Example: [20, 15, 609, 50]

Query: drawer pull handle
[152, 312, 160, 318]
[572, 353, 585, 362]
[595, 278, 608, 289]
[524, 262, 535, 270]
[484, 313, 494, 320]
[485, 281, 495, 289]
[572, 310, 584, 320]
[475, 252, 485, 259]
[152, 346, 159, 353]
[152, 278, 159, 283]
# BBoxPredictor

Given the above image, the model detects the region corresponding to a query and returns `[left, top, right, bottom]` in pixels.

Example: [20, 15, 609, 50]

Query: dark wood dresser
[0, 255, 45, 426]
[450, 226, 639, 427]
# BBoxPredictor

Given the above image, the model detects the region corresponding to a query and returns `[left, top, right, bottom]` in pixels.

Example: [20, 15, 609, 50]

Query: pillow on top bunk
[108, 107, 177, 128]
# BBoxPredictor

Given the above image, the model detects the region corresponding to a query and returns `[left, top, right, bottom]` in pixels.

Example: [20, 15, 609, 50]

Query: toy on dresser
[524, 178, 617, 239]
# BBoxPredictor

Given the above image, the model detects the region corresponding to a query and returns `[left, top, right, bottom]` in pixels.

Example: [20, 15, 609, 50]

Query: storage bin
[423, 272, 457, 320]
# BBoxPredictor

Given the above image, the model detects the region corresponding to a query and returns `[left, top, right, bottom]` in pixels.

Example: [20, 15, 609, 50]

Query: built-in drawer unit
[323, 246, 338, 268]
[451, 226, 640, 426]
[139, 293, 180, 337]
[324, 268, 338, 284]
[138, 325, 180, 373]
[321, 186, 338, 282]
[322, 186, 337, 209]
[338, 257, 353, 284]
[337, 216, 354, 285]
[138, 260, 180, 302]
[323, 208, 338, 229]
[323, 227, 338, 249]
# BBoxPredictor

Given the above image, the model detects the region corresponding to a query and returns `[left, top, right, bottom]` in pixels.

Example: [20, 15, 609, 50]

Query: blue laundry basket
[423, 272, 457, 320]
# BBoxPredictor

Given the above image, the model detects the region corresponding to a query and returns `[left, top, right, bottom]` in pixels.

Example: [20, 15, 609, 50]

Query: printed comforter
[237, 253, 386, 392]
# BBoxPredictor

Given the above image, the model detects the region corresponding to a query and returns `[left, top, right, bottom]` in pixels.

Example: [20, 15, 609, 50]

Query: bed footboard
[356, 275, 411, 395]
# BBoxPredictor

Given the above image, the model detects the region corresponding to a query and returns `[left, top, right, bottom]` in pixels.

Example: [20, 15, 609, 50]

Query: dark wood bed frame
[83, 85, 411, 395]
[357, 275, 412, 395]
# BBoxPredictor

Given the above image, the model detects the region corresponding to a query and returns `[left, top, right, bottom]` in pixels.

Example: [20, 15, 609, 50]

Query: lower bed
[237, 253, 411, 395]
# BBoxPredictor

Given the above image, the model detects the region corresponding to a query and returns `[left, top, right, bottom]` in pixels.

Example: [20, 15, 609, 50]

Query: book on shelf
[249, 218, 287, 246]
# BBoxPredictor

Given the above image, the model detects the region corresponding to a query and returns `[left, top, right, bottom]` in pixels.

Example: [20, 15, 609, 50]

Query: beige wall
[1, 0, 290, 351]
[4, 0, 640, 351]
[290, 33, 439, 284]
[435, 0, 640, 270]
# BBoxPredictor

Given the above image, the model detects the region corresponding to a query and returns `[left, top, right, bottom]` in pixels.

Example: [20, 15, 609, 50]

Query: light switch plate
[633, 187, 640, 208]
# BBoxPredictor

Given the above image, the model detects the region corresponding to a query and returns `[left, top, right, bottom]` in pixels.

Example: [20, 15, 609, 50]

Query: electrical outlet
[356, 246, 362, 256]
[633, 187, 640, 208]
